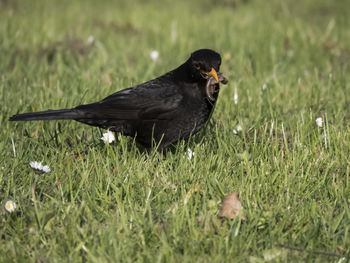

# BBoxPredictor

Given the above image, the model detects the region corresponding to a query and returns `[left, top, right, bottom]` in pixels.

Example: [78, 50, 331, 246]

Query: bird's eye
[193, 62, 201, 70]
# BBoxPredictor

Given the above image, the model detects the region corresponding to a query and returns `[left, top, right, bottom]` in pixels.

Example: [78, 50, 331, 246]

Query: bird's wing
[74, 78, 183, 120]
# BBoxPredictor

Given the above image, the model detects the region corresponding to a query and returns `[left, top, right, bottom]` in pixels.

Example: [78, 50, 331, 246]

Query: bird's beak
[205, 68, 219, 82]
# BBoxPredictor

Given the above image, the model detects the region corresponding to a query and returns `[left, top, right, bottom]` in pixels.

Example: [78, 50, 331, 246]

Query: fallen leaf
[219, 192, 246, 220]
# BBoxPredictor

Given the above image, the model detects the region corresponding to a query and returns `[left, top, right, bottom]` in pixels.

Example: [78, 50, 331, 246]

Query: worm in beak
[205, 72, 228, 102]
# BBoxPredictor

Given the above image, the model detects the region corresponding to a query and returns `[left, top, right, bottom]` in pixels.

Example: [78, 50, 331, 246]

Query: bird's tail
[9, 109, 80, 121]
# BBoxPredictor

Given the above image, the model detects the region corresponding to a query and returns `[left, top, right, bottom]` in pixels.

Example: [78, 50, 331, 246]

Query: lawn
[1, 0, 349, 261]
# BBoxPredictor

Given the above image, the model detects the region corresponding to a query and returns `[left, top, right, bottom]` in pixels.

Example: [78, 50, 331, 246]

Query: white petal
[42, 165, 51, 173]
[30, 161, 38, 169]
[233, 125, 242, 135]
[29, 161, 51, 173]
[101, 131, 115, 144]
[187, 148, 194, 160]
[5, 200, 16, 213]
[315, 117, 323, 127]
[150, 50, 159, 61]
[38, 163, 43, 170]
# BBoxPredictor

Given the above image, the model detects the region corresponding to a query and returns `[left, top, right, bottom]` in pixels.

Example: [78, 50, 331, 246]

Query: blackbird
[9, 49, 228, 150]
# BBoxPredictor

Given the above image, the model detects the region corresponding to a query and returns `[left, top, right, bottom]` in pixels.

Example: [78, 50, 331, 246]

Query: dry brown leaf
[219, 192, 246, 220]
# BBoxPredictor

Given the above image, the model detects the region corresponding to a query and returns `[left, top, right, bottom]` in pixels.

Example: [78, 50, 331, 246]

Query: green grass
[1, 0, 350, 261]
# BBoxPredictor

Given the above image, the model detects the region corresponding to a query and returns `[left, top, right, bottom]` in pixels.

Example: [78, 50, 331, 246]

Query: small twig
[276, 243, 347, 258]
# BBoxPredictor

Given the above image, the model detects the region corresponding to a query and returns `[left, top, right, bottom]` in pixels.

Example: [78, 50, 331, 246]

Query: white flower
[30, 161, 51, 173]
[5, 200, 16, 213]
[150, 50, 159, 61]
[101, 130, 115, 144]
[316, 117, 323, 127]
[234, 87, 238, 104]
[262, 83, 267, 90]
[87, 35, 94, 44]
[187, 148, 194, 160]
[233, 125, 242, 135]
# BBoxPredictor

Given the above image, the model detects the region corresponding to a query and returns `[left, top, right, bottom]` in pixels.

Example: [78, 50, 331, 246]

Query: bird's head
[189, 49, 220, 82]
[188, 49, 228, 101]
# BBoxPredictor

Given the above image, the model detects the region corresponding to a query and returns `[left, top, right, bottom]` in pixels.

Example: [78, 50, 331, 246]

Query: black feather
[9, 109, 79, 121]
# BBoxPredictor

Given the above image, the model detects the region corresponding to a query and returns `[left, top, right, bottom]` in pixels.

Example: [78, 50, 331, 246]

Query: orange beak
[206, 68, 219, 82]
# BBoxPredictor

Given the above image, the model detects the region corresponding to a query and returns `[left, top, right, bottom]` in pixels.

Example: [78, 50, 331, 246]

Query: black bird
[9, 49, 228, 150]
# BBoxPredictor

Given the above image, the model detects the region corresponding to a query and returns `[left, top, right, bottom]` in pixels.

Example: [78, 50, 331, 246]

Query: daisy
[150, 50, 159, 62]
[233, 125, 242, 135]
[101, 130, 115, 144]
[5, 200, 16, 213]
[29, 161, 51, 173]
[316, 117, 323, 127]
